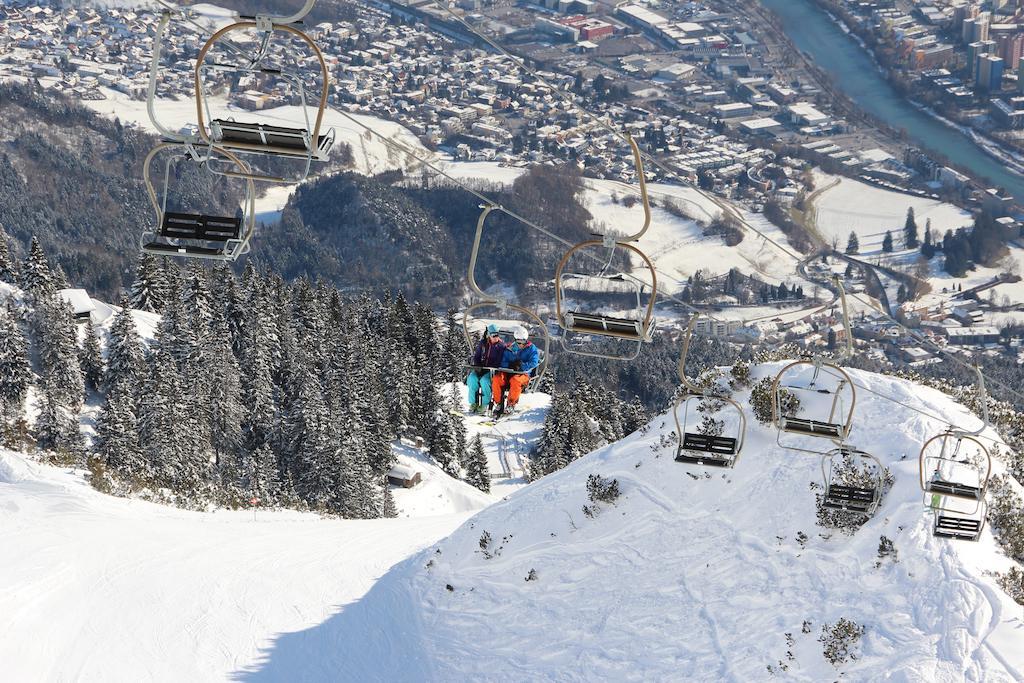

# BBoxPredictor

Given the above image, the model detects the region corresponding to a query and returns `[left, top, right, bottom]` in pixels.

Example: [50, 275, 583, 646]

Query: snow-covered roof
[58, 288, 95, 315]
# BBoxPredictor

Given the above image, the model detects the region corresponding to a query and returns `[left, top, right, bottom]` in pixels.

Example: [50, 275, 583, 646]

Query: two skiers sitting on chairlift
[467, 323, 540, 417]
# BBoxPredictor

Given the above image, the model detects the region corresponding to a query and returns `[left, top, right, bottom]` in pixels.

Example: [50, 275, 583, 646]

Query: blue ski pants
[467, 369, 493, 407]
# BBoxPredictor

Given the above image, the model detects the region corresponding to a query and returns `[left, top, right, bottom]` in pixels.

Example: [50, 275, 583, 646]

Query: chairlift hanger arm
[832, 275, 853, 362]
[466, 203, 502, 300]
[677, 316, 703, 394]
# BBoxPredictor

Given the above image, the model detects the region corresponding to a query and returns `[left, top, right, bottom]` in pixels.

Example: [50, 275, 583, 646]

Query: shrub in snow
[997, 567, 1024, 606]
[815, 455, 894, 533]
[749, 377, 800, 426]
[987, 476, 1024, 562]
[875, 535, 898, 568]
[729, 360, 751, 390]
[586, 474, 620, 505]
[525, 568, 537, 582]
[819, 618, 865, 666]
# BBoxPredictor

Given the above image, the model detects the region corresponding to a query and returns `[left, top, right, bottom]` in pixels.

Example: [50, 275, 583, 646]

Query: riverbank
[809, 0, 1024, 184]
[759, 0, 1024, 201]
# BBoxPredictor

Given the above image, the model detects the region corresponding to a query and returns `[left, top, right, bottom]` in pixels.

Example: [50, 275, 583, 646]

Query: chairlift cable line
[147, 6, 1023, 442]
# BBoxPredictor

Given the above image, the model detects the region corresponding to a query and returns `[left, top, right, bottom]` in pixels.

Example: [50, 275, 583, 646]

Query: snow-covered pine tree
[441, 308, 468, 384]
[238, 278, 278, 496]
[94, 388, 145, 486]
[20, 237, 56, 300]
[0, 222, 17, 284]
[622, 396, 649, 435]
[137, 344, 198, 492]
[532, 393, 572, 479]
[204, 304, 244, 483]
[104, 299, 146, 402]
[0, 300, 31, 423]
[79, 319, 103, 393]
[34, 386, 84, 464]
[289, 365, 338, 510]
[336, 423, 381, 519]
[413, 302, 441, 381]
[209, 264, 246, 359]
[464, 434, 490, 493]
[428, 402, 459, 476]
[411, 352, 440, 438]
[128, 252, 169, 313]
[33, 294, 85, 411]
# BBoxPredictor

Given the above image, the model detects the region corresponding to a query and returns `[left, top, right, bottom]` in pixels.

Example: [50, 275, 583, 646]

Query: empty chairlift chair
[461, 204, 550, 393]
[555, 134, 657, 361]
[673, 318, 747, 468]
[193, 1, 335, 183]
[820, 447, 883, 516]
[919, 370, 993, 542]
[141, 142, 256, 261]
[772, 277, 857, 453]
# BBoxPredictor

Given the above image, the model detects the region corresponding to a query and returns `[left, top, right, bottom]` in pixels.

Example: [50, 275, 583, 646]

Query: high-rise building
[975, 12, 991, 42]
[997, 33, 1024, 68]
[977, 53, 1005, 91]
[968, 39, 994, 72]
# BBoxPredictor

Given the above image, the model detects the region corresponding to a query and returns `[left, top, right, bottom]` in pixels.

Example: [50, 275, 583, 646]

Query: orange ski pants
[492, 372, 530, 407]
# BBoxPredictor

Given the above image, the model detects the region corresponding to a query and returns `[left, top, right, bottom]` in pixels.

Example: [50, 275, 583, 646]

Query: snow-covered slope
[238, 365, 1024, 681]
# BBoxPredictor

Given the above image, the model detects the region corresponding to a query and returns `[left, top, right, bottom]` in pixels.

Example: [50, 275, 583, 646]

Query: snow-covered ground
[238, 365, 1024, 681]
[811, 171, 972, 252]
[0, 448, 475, 681]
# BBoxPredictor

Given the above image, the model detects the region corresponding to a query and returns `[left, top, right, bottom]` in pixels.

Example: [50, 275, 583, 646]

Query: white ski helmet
[512, 325, 529, 341]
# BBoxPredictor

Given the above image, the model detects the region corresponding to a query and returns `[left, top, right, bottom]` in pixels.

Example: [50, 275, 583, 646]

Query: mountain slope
[237, 365, 1024, 682]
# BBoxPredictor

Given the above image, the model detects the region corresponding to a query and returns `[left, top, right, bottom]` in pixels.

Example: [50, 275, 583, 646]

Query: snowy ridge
[238, 365, 1024, 682]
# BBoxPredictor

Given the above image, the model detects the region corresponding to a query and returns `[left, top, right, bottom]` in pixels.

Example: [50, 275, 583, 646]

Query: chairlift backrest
[141, 142, 256, 261]
[192, 15, 332, 183]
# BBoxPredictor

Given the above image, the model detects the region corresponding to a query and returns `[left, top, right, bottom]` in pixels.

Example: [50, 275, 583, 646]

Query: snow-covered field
[443, 162, 814, 297]
[238, 366, 1024, 681]
[0, 449, 475, 681]
[811, 171, 972, 252]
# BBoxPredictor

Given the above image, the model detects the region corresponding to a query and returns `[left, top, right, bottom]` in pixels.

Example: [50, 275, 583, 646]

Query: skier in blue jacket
[467, 323, 505, 413]
[491, 326, 540, 416]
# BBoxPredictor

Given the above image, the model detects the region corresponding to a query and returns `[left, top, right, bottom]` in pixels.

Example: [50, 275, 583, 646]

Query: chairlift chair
[461, 204, 550, 393]
[772, 276, 857, 453]
[820, 447, 883, 516]
[555, 133, 657, 361]
[192, 1, 334, 183]
[673, 317, 747, 468]
[141, 142, 256, 261]
[918, 366, 992, 542]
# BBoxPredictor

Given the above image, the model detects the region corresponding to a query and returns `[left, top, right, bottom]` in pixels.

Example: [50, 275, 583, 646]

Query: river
[759, 0, 1024, 200]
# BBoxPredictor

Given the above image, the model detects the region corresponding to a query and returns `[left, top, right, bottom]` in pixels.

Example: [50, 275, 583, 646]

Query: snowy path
[0, 451, 472, 681]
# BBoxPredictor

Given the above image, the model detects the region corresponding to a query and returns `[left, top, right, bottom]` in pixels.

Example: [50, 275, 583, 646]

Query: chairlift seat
[142, 242, 235, 258]
[212, 119, 333, 159]
[564, 311, 644, 340]
[927, 479, 982, 501]
[681, 433, 738, 456]
[822, 485, 877, 514]
[161, 212, 241, 240]
[675, 448, 733, 468]
[780, 417, 844, 439]
[934, 514, 982, 541]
